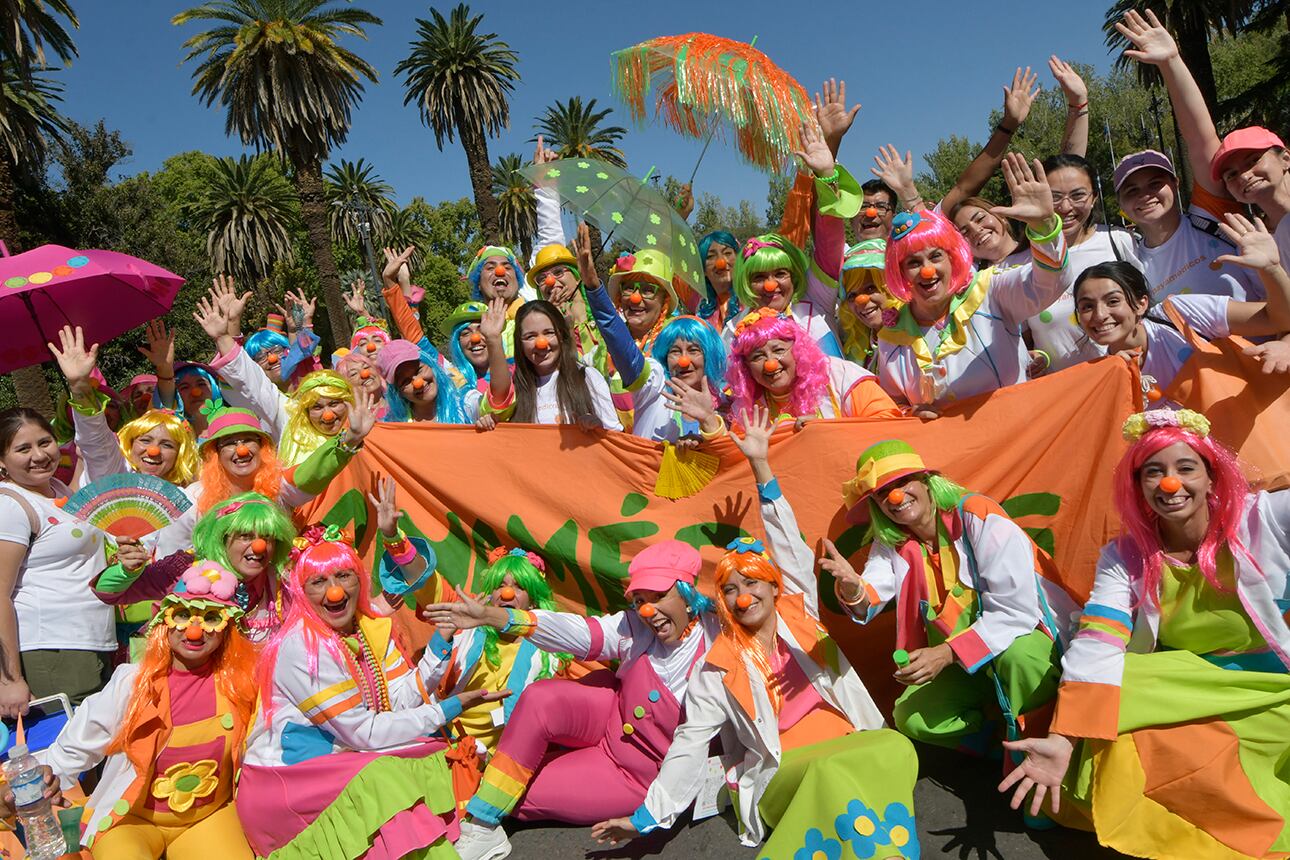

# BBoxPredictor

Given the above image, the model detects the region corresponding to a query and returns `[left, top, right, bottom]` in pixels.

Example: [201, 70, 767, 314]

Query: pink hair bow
[741, 237, 782, 260]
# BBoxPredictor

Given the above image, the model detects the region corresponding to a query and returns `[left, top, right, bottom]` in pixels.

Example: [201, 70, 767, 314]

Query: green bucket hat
[841, 439, 930, 522]
[446, 300, 488, 330]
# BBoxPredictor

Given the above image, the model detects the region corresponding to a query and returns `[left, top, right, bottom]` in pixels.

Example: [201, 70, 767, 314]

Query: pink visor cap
[625, 540, 702, 595]
[1113, 150, 1176, 191]
[1210, 126, 1287, 183]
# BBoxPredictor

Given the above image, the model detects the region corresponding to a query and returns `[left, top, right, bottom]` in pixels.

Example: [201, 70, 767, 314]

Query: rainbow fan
[63, 473, 191, 539]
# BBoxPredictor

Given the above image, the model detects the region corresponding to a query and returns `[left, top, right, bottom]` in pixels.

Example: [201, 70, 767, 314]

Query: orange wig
[197, 440, 284, 514]
[714, 549, 785, 712]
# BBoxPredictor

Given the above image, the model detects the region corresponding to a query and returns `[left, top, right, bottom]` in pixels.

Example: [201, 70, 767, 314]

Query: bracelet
[336, 435, 364, 456]
[699, 415, 727, 441]
[995, 122, 1016, 136]
[389, 542, 418, 567]
[1068, 101, 1089, 111]
[381, 528, 407, 545]
[156, 374, 174, 381]
[813, 166, 840, 184]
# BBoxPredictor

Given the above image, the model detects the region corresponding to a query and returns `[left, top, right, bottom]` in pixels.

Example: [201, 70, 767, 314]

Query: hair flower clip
[615, 254, 637, 272]
[741, 237, 783, 260]
[733, 306, 780, 336]
[726, 536, 766, 554]
[1122, 408, 1211, 442]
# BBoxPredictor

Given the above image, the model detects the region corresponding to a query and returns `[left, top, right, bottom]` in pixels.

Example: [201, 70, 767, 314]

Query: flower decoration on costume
[150, 760, 220, 813]
[1121, 408, 1211, 442]
[741, 236, 784, 260]
[613, 254, 637, 273]
[290, 522, 353, 561]
[793, 828, 843, 860]
[487, 546, 508, 564]
[880, 802, 919, 859]
[726, 536, 766, 555]
[881, 307, 902, 329]
[733, 306, 783, 337]
[889, 212, 921, 242]
[488, 545, 548, 573]
[180, 562, 238, 602]
[834, 798, 886, 856]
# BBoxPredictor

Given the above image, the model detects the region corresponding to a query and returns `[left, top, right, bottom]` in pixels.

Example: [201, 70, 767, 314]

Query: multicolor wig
[280, 370, 353, 467]
[476, 550, 569, 678]
[727, 313, 829, 419]
[467, 246, 525, 300]
[883, 210, 974, 302]
[197, 436, 284, 514]
[107, 620, 256, 773]
[117, 409, 200, 486]
[650, 315, 728, 390]
[714, 547, 785, 713]
[191, 492, 296, 574]
[1112, 425, 1255, 608]
[732, 233, 808, 309]
[382, 344, 469, 425]
[696, 230, 742, 322]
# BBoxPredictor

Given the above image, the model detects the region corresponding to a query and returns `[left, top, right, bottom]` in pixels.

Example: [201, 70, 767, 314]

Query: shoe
[454, 818, 512, 860]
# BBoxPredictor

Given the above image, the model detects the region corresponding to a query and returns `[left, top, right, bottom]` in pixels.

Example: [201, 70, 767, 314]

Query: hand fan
[62, 473, 192, 539]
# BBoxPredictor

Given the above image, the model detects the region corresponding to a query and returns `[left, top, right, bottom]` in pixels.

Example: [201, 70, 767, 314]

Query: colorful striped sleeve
[1074, 603, 1133, 651]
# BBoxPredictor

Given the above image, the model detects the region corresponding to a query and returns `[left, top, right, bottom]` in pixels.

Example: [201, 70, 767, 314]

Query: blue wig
[697, 230, 742, 322]
[382, 345, 470, 424]
[466, 245, 526, 301]
[155, 365, 224, 418]
[675, 580, 716, 616]
[448, 321, 481, 391]
[244, 328, 290, 361]
[650, 316, 728, 390]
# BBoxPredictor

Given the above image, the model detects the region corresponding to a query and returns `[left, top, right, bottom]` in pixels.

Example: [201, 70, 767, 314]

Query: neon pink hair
[727, 314, 829, 418]
[883, 209, 974, 302]
[1112, 426, 1255, 608]
[256, 532, 374, 726]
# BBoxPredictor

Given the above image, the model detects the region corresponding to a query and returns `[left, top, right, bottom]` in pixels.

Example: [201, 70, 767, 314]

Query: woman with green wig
[93, 492, 298, 642]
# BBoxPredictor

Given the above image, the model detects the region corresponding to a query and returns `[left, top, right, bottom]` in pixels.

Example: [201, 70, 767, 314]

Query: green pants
[20, 648, 114, 706]
[893, 629, 1059, 750]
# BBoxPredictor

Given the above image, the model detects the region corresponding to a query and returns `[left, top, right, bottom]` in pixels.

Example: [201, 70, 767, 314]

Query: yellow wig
[117, 410, 199, 486]
[279, 370, 354, 467]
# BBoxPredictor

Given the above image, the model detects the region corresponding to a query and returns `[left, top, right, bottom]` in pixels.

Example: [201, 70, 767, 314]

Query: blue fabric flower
[834, 798, 886, 858]
[793, 828, 842, 860]
[880, 802, 919, 859]
[726, 536, 766, 554]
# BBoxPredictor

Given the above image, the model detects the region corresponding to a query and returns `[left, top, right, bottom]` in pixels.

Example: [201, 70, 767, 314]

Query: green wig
[732, 232, 809, 308]
[868, 474, 969, 549]
[192, 491, 296, 576]
[478, 551, 570, 678]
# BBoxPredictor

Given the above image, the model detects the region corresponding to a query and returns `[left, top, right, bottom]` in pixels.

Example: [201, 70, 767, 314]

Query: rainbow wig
[1112, 424, 1255, 608]
[883, 210, 974, 302]
[476, 549, 569, 678]
[117, 409, 199, 486]
[714, 543, 785, 712]
[244, 328, 290, 362]
[732, 233, 808, 309]
[697, 230, 742, 321]
[727, 312, 829, 419]
[650, 315, 728, 390]
[467, 245, 526, 300]
[280, 370, 353, 467]
[192, 492, 296, 576]
[382, 344, 469, 425]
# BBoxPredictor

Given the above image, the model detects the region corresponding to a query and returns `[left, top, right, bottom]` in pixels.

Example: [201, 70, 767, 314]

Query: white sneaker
[454, 818, 512, 860]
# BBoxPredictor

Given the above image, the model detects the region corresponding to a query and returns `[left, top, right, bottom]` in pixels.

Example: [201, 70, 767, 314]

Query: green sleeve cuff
[624, 358, 652, 394]
[69, 389, 108, 417]
[814, 164, 863, 220]
[95, 562, 142, 594]
[289, 434, 354, 494]
[1025, 214, 1063, 244]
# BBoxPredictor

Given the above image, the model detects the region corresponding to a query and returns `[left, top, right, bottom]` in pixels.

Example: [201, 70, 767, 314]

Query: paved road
[507, 745, 1124, 859]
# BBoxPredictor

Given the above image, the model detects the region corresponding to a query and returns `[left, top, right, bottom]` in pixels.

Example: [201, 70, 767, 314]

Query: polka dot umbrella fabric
[0, 244, 184, 373]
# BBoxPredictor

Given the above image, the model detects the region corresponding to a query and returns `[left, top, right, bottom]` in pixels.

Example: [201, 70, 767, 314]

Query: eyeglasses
[862, 202, 893, 214]
[623, 283, 660, 299]
[162, 605, 234, 634]
[1051, 190, 1093, 206]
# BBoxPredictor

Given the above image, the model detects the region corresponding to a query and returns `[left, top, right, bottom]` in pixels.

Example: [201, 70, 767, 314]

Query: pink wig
[727, 314, 829, 419]
[256, 527, 375, 726]
[883, 210, 975, 302]
[336, 350, 387, 394]
[1112, 426, 1255, 608]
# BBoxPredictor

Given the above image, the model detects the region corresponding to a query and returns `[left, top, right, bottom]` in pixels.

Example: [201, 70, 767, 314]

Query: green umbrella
[516, 157, 703, 297]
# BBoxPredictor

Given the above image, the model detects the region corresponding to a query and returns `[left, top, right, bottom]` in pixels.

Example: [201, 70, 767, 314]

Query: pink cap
[375, 339, 421, 383]
[1113, 150, 1176, 191]
[127, 374, 158, 389]
[625, 540, 701, 595]
[1210, 126, 1286, 183]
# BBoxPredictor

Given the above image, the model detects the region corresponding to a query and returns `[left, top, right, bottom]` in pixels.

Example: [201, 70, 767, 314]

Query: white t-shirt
[531, 362, 624, 431]
[1136, 201, 1263, 303]
[0, 482, 115, 651]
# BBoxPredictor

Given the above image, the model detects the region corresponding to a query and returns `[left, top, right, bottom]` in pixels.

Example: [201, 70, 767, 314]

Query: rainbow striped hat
[197, 402, 270, 449]
[842, 439, 930, 522]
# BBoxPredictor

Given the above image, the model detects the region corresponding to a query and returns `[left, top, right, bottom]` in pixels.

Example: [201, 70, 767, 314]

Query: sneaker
[454, 818, 512, 860]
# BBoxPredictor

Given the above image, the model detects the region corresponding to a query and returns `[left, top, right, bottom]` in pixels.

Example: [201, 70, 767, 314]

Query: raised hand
[48, 325, 99, 395]
[211, 274, 250, 336]
[814, 78, 860, 155]
[998, 734, 1075, 817]
[675, 183, 694, 220]
[342, 386, 378, 445]
[1115, 8, 1178, 66]
[1216, 212, 1281, 271]
[138, 319, 175, 372]
[730, 405, 773, 463]
[382, 246, 413, 289]
[382, 245, 416, 288]
[819, 538, 865, 602]
[193, 293, 229, 341]
[1048, 56, 1087, 106]
[366, 475, 401, 538]
[992, 153, 1056, 231]
[285, 289, 317, 329]
[662, 377, 715, 424]
[794, 118, 835, 178]
[533, 133, 559, 165]
[479, 296, 509, 343]
[344, 278, 367, 316]
[1002, 66, 1040, 128]
[572, 221, 600, 290]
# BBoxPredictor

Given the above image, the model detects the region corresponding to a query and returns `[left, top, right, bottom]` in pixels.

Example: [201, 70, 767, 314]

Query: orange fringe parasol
[611, 33, 813, 175]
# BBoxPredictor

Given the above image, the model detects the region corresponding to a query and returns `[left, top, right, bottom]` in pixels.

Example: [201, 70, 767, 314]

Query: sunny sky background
[56, 1, 1125, 210]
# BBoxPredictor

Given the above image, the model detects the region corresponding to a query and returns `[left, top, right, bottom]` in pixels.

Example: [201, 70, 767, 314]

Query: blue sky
[56, 0, 1122, 211]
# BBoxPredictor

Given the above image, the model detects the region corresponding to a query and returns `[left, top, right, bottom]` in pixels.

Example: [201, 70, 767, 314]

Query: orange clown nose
[762, 281, 778, 294]
[886, 488, 907, 506]
[235, 444, 251, 458]
[145, 445, 161, 457]
[412, 377, 426, 391]
[628, 292, 643, 306]
[469, 332, 483, 345]
[853, 294, 872, 307]
[184, 625, 205, 642]
[365, 342, 378, 354]
[499, 586, 517, 601]
[713, 257, 729, 272]
[637, 604, 657, 619]
[1159, 476, 1183, 494]
[324, 585, 346, 603]
[543, 273, 557, 288]
[919, 265, 937, 281]
[675, 355, 692, 369]
[1146, 388, 1163, 402]
[266, 352, 280, 365]
[534, 336, 550, 351]
[359, 368, 371, 380]
[761, 358, 782, 374]
[250, 538, 268, 555]
[735, 593, 753, 610]
[321, 409, 337, 423]
[865, 206, 879, 218]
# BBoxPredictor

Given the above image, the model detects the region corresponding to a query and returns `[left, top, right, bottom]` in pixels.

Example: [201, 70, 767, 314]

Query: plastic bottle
[892, 649, 910, 669]
[3, 744, 66, 860]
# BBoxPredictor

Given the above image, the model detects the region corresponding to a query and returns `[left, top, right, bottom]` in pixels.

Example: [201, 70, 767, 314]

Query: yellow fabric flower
[150, 760, 219, 813]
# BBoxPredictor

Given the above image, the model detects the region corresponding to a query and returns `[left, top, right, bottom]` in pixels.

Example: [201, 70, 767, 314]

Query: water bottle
[3, 744, 66, 859]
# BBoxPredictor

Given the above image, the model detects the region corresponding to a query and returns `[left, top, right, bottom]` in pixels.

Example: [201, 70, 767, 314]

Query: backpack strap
[0, 487, 39, 544]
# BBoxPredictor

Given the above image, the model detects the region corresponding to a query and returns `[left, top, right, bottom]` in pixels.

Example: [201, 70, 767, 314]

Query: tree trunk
[1173, 9, 1218, 117]
[0, 157, 54, 418]
[458, 119, 502, 245]
[293, 158, 350, 348]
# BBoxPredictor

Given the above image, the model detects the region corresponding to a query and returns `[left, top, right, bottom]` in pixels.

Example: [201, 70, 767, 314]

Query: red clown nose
[761, 358, 781, 374]
[250, 538, 268, 555]
[544, 274, 557, 288]
[321, 410, 336, 423]
[534, 336, 550, 351]
[886, 488, 907, 506]
[919, 265, 937, 281]
[713, 258, 729, 272]
[184, 625, 205, 642]
[499, 586, 517, 601]
[865, 206, 879, 218]
[359, 368, 371, 380]
[365, 342, 378, 354]
[637, 604, 657, 619]
[325, 585, 346, 603]
[146, 445, 161, 457]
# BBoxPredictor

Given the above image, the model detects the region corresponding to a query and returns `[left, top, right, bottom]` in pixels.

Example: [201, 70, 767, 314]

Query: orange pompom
[919, 265, 937, 280]
[324, 585, 346, 603]
[145, 445, 161, 458]
[499, 586, 517, 601]
[249, 538, 268, 554]
[628, 292, 644, 306]
[359, 368, 372, 380]
[886, 488, 907, 506]
[266, 352, 280, 365]
[637, 603, 657, 619]
[735, 593, 753, 610]
[1159, 476, 1183, 494]
[1146, 388, 1163, 402]
[761, 358, 781, 374]
[234, 444, 251, 458]
[365, 342, 378, 354]
[469, 332, 483, 345]
[534, 336, 550, 351]
[543, 273, 557, 288]
[675, 355, 692, 369]
[411, 377, 426, 391]
[320, 409, 337, 424]
[713, 258, 729, 272]
[865, 206, 879, 218]
[184, 625, 205, 641]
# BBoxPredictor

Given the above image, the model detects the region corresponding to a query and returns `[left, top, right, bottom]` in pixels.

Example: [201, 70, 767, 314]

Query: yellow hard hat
[526, 243, 578, 288]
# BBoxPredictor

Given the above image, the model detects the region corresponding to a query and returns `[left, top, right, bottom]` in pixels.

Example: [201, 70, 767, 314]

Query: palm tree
[492, 152, 535, 260]
[380, 205, 431, 265]
[173, 0, 381, 348]
[187, 154, 297, 285]
[396, 3, 518, 245]
[325, 157, 393, 246]
[0, 0, 77, 77]
[534, 97, 627, 168]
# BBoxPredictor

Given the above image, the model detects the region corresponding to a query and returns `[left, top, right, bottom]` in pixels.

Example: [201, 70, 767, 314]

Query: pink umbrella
[0, 243, 184, 373]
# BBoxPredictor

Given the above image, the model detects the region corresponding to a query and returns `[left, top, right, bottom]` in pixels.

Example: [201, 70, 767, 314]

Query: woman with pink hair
[1000, 409, 1290, 857]
[236, 524, 506, 859]
[877, 154, 1073, 416]
[727, 307, 900, 426]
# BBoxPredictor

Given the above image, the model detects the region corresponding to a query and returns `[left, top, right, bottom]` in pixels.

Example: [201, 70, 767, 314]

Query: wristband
[155, 374, 175, 381]
[813, 166, 840, 184]
[699, 415, 727, 440]
[336, 435, 364, 456]
[1068, 101, 1089, 111]
[389, 542, 418, 567]
[995, 122, 1016, 136]
[381, 529, 408, 546]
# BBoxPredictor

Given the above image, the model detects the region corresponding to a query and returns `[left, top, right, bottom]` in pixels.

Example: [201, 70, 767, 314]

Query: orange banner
[301, 358, 1138, 710]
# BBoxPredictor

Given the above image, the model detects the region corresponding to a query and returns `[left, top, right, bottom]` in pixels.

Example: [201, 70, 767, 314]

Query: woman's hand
[366, 475, 401, 538]
[115, 538, 151, 574]
[284, 289, 317, 331]
[0, 676, 29, 719]
[1048, 56, 1088, 107]
[344, 278, 367, 316]
[794, 118, 835, 179]
[591, 817, 640, 845]
[1216, 212, 1282, 271]
[421, 587, 509, 631]
[730, 405, 773, 463]
[0, 765, 59, 817]
[342, 387, 378, 446]
[894, 643, 954, 686]
[998, 733, 1075, 816]
[479, 296, 509, 344]
[532, 134, 560, 165]
[661, 378, 715, 424]
[572, 221, 600, 290]
[474, 413, 498, 432]
[1002, 66, 1040, 128]
[458, 687, 512, 711]
[992, 153, 1057, 234]
[814, 78, 860, 155]
[211, 274, 250, 337]
[871, 144, 918, 203]
[382, 246, 416, 289]
[819, 538, 866, 604]
[1245, 340, 1290, 374]
[48, 325, 99, 397]
[193, 293, 230, 341]
[1116, 8, 1179, 67]
[138, 319, 175, 375]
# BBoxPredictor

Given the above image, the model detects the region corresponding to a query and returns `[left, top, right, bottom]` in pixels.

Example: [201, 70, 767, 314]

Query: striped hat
[842, 440, 930, 522]
[197, 402, 270, 449]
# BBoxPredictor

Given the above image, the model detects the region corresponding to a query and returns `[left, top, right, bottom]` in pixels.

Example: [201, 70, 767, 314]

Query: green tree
[173, 0, 382, 348]
[187, 153, 298, 285]
[492, 152, 535, 260]
[325, 157, 393, 246]
[1210, 23, 1290, 133]
[396, 3, 517, 246]
[381, 205, 431, 264]
[764, 174, 792, 231]
[533, 97, 627, 168]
